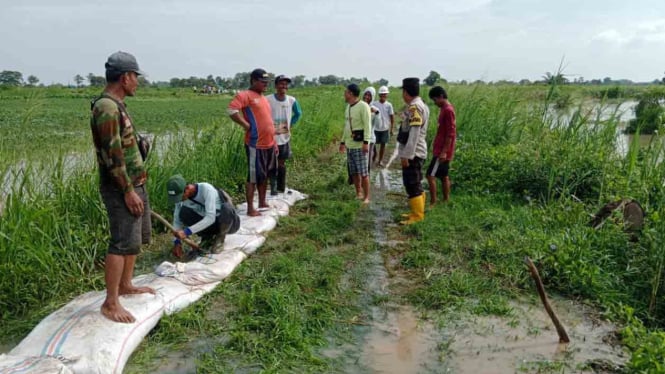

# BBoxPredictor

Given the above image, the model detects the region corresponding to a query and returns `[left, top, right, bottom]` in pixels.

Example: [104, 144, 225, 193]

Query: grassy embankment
[2, 84, 665, 371]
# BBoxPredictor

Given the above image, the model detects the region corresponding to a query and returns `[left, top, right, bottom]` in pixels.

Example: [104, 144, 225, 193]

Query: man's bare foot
[119, 285, 156, 295]
[247, 210, 261, 217]
[101, 302, 136, 323]
[356, 194, 364, 200]
[362, 198, 370, 205]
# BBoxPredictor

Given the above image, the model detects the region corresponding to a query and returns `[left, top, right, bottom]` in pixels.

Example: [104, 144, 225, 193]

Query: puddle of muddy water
[447, 298, 627, 373]
[359, 305, 443, 374]
[322, 167, 445, 374]
[326, 166, 627, 374]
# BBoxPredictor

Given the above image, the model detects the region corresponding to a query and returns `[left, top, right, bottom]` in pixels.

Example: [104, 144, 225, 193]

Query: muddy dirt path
[325, 164, 628, 373]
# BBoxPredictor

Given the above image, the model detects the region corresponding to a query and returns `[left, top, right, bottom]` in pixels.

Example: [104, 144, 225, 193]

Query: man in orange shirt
[228, 68, 276, 216]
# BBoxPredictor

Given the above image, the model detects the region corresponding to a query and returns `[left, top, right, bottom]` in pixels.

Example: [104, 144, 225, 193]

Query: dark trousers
[178, 206, 225, 239]
[402, 157, 424, 198]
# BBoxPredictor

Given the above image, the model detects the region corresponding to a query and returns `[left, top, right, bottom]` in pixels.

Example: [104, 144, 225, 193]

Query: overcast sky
[1, 0, 664, 85]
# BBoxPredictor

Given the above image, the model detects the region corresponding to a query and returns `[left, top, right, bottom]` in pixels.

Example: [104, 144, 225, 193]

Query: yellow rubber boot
[400, 194, 425, 225]
[400, 192, 427, 218]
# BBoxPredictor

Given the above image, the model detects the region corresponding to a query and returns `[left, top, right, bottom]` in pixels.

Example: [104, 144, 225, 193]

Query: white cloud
[592, 19, 665, 46]
[436, 0, 494, 14]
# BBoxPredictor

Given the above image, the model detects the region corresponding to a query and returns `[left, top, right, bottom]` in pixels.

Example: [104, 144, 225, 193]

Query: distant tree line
[165, 72, 389, 90]
[0, 71, 40, 86]
[1, 69, 664, 88]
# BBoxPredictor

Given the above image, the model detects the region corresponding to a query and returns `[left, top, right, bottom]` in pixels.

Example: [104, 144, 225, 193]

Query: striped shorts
[245, 144, 277, 184]
[347, 148, 368, 177]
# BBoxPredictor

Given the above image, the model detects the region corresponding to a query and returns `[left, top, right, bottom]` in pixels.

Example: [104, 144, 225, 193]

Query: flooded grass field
[2, 84, 665, 372]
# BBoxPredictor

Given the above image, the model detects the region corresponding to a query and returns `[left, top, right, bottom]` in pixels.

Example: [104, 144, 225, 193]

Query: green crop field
[2, 83, 665, 371]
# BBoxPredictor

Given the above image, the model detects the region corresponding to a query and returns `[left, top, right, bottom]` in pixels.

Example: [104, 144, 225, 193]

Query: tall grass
[425, 82, 665, 324]
[0, 85, 343, 337]
[3, 83, 665, 367]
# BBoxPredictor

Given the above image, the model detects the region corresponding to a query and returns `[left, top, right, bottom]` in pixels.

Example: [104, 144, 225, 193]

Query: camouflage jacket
[90, 93, 147, 192]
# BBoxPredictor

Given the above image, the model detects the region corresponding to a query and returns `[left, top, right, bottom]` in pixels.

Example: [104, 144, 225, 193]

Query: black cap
[105, 51, 145, 75]
[250, 68, 270, 82]
[346, 83, 360, 97]
[399, 77, 420, 90]
[274, 74, 292, 84]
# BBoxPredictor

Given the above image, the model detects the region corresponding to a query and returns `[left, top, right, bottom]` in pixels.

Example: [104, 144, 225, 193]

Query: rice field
[2, 83, 665, 371]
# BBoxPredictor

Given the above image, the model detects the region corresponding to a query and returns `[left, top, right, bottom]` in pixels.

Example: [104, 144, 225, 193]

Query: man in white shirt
[373, 85, 395, 167]
[266, 75, 303, 195]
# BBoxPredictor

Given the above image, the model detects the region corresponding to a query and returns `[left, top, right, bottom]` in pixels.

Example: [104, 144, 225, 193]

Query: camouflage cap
[105, 51, 145, 76]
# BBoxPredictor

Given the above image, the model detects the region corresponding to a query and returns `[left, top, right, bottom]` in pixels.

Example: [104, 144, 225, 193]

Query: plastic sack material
[1, 190, 307, 374]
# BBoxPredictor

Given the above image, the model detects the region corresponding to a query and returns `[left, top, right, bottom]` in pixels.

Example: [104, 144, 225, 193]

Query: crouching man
[167, 175, 240, 258]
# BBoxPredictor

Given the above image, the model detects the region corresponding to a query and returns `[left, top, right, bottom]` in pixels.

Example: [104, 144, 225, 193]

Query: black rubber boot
[212, 222, 231, 254]
[270, 175, 278, 196]
[277, 166, 286, 193]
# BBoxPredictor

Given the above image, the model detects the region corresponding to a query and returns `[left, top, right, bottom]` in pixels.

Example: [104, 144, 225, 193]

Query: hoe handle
[150, 210, 200, 249]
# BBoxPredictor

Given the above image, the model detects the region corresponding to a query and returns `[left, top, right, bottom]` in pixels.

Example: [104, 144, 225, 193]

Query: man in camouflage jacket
[90, 51, 154, 323]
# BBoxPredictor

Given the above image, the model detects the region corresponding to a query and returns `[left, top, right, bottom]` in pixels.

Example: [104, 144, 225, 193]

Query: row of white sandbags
[0, 190, 306, 374]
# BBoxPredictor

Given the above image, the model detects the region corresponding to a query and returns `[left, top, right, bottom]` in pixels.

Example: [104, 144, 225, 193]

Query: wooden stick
[150, 210, 200, 249]
[524, 256, 570, 343]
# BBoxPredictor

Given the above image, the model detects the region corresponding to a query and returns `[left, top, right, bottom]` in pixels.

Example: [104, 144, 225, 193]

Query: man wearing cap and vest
[339, 83, 372, 204]
[396, 77, 429, 224]
[228, 68, 276, 217]
[373, 86, 395, 167]
[90, 51, 154, 323]
[166, 175, 240, 259]
[266, 74, 302, 195]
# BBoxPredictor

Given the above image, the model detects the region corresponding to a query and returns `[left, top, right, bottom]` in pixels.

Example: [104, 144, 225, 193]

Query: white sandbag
[234, 213, 277, 235]
[281, 189, 308, 206]
[0, 354, 73, 374]
[222, 233, 266, 253]
[266, 189, 308, 206]
[144, 274, 219, 315]
[9, 288, 162, 374]
[264, 198, 290, 216]
[153, 249, 246, 286]
[4, 189, 308, 374]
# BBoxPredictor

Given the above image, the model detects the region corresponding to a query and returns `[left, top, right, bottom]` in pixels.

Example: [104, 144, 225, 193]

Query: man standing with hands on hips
[396, 77, 429, 225]
[90, 51, 155, 323]
[228, 68, 276, 216]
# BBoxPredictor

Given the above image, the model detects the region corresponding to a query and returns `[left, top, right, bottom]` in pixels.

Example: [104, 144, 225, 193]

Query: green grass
[125, 151, 378, 373]
[3, 83, 665, 370]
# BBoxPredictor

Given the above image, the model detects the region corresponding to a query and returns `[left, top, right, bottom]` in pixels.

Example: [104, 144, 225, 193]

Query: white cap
[378, 86, 389, 94]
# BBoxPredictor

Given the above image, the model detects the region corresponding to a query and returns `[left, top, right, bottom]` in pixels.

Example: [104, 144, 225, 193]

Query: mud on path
[323, 166, 628, 373]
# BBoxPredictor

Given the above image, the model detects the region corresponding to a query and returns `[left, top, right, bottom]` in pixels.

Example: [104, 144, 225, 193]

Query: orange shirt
[228, 90, 275, 149]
